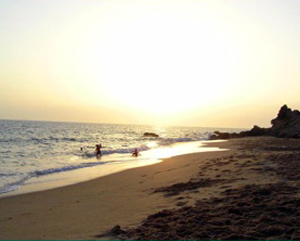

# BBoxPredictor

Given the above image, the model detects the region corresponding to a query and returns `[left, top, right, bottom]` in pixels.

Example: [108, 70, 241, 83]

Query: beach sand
[1, 137, 300, 240]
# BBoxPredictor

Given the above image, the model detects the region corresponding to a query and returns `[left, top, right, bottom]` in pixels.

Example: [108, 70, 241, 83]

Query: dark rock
[94, 225, 126, 238]
[271, 105, 300, 138]
[110, 225, 126, 235]
[143, 132, 159, 138]
[241, 125, 271, 137]
[148, 209, 173, 219]
[210, 105, 300, 140]
[209, 125, 269, 140]
[210, 131, 231, 140]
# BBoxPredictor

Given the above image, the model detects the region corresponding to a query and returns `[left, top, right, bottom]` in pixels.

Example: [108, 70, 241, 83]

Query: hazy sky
[1, 0, 299, 128]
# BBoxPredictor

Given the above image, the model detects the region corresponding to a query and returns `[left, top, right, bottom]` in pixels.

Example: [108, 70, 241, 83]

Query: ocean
[0, 119, 246, 195]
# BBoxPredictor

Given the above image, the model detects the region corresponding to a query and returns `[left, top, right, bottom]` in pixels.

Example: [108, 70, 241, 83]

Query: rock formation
[210, 105, 300, 140]
[143, 132, 159, 138]
[271, 105, 300, 138]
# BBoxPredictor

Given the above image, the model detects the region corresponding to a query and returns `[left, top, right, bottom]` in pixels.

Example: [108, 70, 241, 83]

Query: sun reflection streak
[144, 141, 227, 160]
[151, 148, 180, 159]
[146, 141, 158, 148]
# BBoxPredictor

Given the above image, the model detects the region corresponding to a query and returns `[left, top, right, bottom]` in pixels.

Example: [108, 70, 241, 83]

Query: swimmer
[95, 144, 102, 157]
[132, 148, 139, 157]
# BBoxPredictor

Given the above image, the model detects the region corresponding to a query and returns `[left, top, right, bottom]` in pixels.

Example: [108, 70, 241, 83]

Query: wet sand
[1, 137, 300, 240]
[102, 137, 300, 240]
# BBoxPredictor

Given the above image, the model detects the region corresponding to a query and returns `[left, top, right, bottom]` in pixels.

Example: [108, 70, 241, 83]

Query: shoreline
[0, 140, 230, 240]
[112, 137, 300, 240]
[1, 137, 299, 239]
[0, 140, 224, 198]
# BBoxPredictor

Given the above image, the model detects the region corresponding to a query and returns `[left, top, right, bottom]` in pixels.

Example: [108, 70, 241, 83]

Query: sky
[1, 0, 300, 128]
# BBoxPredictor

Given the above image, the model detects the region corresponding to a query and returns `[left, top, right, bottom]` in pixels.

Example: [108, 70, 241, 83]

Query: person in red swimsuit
[132, 148, 139, 157]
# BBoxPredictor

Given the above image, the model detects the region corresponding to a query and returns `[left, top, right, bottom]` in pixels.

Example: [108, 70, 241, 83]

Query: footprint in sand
[176, 201, 188, 207]
[221, 169, 231, 173]
[219, 185, 232, 189]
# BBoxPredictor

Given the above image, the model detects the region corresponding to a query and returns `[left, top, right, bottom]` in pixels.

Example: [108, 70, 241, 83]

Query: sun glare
[82, 8, 236, 116]
[146, 141, 158, 148]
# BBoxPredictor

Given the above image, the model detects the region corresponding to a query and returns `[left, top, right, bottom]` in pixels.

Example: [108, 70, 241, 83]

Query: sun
[82, 9, 235, 116]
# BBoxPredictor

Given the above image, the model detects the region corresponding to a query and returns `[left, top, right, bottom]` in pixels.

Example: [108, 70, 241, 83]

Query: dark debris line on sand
[113, 183, 300, 240]
[153, 178, 238, 197]
[96, 137, 300, 240]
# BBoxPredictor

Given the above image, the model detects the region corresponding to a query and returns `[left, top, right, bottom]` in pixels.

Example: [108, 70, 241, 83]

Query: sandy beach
[1, 137, 300, 240]
[2, 0, 300, 239]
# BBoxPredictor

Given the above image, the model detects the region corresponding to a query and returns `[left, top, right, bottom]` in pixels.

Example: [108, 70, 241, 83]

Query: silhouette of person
[95, 144, 102, 157]
[132, 148, 139, 157]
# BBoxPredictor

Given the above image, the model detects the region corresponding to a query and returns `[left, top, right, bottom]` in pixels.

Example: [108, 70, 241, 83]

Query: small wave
[79, 146, 151, 158]
[1, 136, 90, 144]
[80, 152, 97, 158]
[77, 135, 214, 159]
[33, 162, 106, 176]
[0, 174, 31, 194]
[46, 137, 88, 143]
[103, 146, 150, 154]
[0, 172, 18, 177]
[0, 161, 107, 194]
[158, 136, 209, 146]
[0, 137, 23, 143]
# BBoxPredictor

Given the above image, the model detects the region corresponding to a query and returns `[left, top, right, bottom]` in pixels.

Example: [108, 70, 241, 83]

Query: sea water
[0, 119, 246, 195]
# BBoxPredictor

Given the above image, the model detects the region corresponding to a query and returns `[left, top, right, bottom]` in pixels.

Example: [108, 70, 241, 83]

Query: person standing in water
[132, 148, 139, 157]
[95, 144, 102, 157]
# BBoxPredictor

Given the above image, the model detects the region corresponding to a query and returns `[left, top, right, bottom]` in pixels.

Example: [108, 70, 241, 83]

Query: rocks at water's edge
[210, 105, 300, 140]
[210, 126, 272, 140]
[143, 132, 159, 138]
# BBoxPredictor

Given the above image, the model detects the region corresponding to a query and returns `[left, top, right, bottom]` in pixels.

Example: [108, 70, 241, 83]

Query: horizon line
[0, 117, 250, 130]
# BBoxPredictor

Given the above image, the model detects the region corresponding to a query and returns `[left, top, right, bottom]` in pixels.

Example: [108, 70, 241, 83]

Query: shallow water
[0, 119, 245, 195]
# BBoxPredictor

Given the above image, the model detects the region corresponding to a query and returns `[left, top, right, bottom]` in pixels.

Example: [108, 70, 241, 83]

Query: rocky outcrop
[143, 132, 159, 138]
[271, 105, 300, 138]
[210, 105, 300, 140]
[210, 126, 271, 140]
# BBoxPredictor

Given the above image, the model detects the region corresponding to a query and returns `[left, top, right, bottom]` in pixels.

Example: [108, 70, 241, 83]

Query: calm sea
[0, 119, 246, 195]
